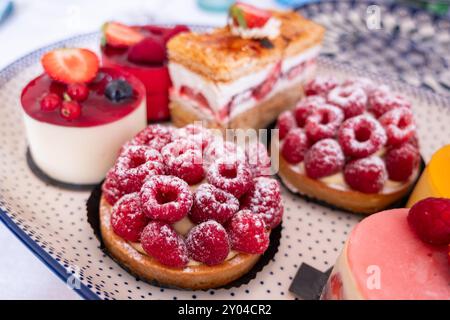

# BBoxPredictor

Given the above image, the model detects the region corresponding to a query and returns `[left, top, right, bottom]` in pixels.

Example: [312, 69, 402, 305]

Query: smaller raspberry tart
[275, 77, 421, 214]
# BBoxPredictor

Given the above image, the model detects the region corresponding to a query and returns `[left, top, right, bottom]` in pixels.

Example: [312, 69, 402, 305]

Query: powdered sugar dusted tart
[100, 124, 283, 289]
[274, 77, 421, 214]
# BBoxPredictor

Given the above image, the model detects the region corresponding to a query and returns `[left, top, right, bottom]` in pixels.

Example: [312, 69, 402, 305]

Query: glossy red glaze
[21, 67, 145, 127]
[101, 25, 173, 122]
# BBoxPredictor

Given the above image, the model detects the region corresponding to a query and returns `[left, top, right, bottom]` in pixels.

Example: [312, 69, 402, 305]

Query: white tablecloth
[0, 0, 282, 300]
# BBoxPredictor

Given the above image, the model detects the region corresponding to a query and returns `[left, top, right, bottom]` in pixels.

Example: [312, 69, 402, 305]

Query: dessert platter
[0, 3, 449, 299]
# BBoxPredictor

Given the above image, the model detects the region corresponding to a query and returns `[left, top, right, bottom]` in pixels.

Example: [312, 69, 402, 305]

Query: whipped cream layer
[23, 98, 147, 185]
[169, 45, 320, 122]
[321, 209, 450, 300]
[230, 17, 281, 40]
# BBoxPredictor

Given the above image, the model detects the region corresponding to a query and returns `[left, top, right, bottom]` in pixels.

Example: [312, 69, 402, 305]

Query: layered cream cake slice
[167, 3, 324, 130]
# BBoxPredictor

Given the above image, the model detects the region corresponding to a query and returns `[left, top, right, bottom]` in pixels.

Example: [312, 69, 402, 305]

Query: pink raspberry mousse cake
[99, 124, 283, 289]
[21, 48, 147, 185]
[274, 77, 421, 214]
[322, 198, 450, 300]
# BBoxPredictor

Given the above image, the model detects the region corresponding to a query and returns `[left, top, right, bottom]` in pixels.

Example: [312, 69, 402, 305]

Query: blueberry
[105, 79, 133, 102]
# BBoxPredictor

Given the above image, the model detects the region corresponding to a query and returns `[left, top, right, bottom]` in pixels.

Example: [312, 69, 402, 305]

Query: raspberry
[277, 111, 296, 140]
[140, 221, 189, 268]
[385, 143, 420, 181]
[293, 96, 324, 127]
[189, 184, 239, 225]
[343, 77, 376, 95]
[327, 84, 367, 119]
[113, 145, 165, 194]
[304, 103, 344, 142]
[140, 175, 193, 223]
[161, 139, 204, 185]
[304, 76, 338, 96]
[240, 177, 283, 229]
[338, 115, 387, 158]
[67, 83, 89, 102]
[203, 140, 245, 167]
[304, 139, 345, 179]
[368, 87, 411, 118]
[408, 198, 450, 246]
[344, 156, 387, 193]
[128, 36, 166, 64]
[102, 169, 123, 205]
[281, 128, 309, 164]
[227, 210, 269, 254]
[174, 124, 214, 150]
[40, 93, 61, 111]
[186, 220, 230, 265]
[379, 107, 416, 146]
[206, 157, 253, 198]
[60, 100, 82, 120]
[127, 125, 174, 151]
[110, 193, 149, 242]
[245, 141, 271, 177]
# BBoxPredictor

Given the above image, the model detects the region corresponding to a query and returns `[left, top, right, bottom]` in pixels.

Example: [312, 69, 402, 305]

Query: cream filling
[321, 242, 365, 300]
[230, 17, 281, 40]
[274, 138, 417, 195]
[128, 241, 239, 267]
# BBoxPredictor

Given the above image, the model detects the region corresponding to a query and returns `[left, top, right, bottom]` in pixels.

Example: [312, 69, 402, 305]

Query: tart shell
[277, 148, 420, 215]
[99, 196, 261, 290]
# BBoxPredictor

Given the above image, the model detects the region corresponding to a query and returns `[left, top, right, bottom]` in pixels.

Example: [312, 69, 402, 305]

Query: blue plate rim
[0, 25, 449, 301]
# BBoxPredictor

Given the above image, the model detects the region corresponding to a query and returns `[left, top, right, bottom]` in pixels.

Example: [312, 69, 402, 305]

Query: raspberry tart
[99, 124, 283, 289]
[322, 198, 450, 300]
[274, 77, 421, 214]
[167, 3, 324, 130]
[21, 48, 147, 185]
[101, 22, 189, 121]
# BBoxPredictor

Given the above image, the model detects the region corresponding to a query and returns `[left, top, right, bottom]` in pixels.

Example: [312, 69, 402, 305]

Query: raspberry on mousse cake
[21, 48, 147, 185]
[167, 2, 324, 130]
[321, 197, 450, 300]
[99, 124, 283, 289]
[274, 76, 421, 214]
[101, 22, 189, 121]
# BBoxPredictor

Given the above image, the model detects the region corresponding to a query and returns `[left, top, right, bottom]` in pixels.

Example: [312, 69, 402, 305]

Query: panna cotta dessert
[100, 124, 283, 289]
[21, 48, 147, 185]
[167, 2, 324, 130]
[101, 22, 189, 122]
[322, 198, 450, 300]
[274, 77, 421, 214]
[407, 145, 450, 207]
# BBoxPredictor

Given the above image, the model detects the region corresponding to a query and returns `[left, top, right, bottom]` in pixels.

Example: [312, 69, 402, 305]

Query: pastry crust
[167, 11, 325, 82]
[100, 196, 261, 290]
[170, 82, 305, 130]
[276, 149, 419, 215]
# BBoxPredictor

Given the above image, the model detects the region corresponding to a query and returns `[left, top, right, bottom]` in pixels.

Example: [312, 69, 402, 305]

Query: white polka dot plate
[0, 31, 449, 300]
